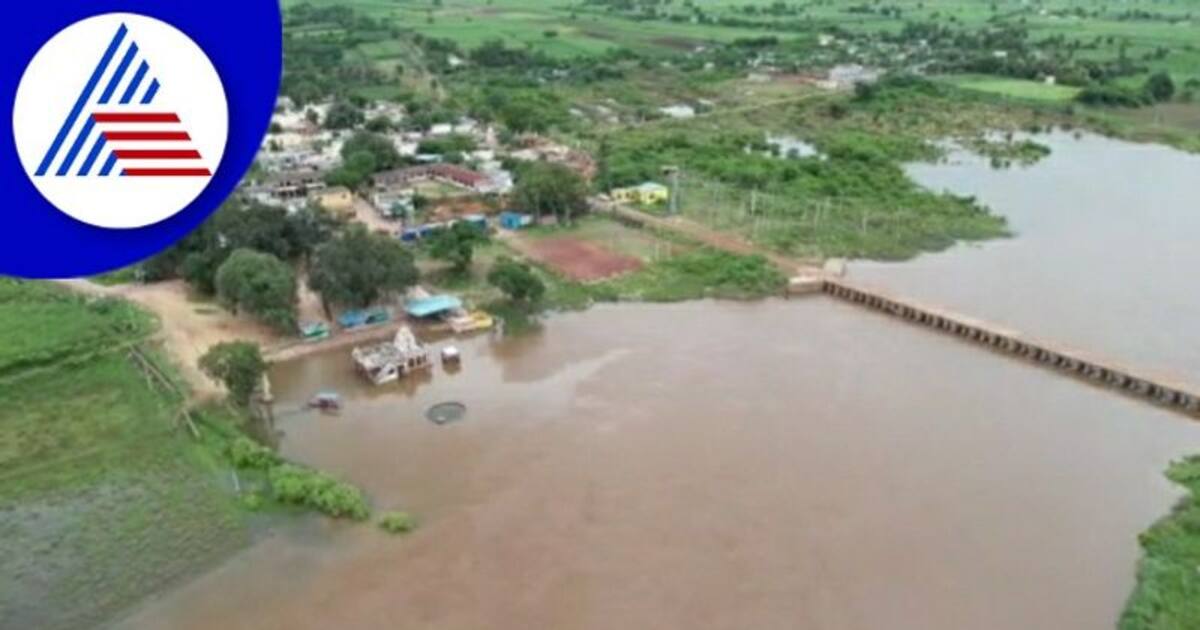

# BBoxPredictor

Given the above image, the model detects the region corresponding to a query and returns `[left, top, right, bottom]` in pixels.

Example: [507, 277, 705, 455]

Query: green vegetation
[0, 280, 153, 377]
[143, 199, 337, 294]
[597, 77, 1019, 259]
[327, 131, 405, 189]
[268, 464, 370, 520]
[426, 221, 489, 273]
[224, 436, 371, 521]
[308, 225, 420, 310]
[488, 256, 547, 302]
[962, 136, 1052, 168]
[599, 249, 785, 301]
[511, 161, 590, 225]
[215, 249, 299, 332]
[1122, 455, 1200, 630]
[379, 511, 418, 534]
[0, 282, 245, 630]
[199, 342, 269, 407]
[949, 76, 1081, 103]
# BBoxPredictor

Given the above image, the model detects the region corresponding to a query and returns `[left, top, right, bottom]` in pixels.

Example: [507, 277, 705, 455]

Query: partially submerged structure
[351, 327, 431, 385]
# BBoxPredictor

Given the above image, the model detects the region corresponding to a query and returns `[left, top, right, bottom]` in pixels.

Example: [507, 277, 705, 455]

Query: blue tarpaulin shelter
[405, 295, 463, 318]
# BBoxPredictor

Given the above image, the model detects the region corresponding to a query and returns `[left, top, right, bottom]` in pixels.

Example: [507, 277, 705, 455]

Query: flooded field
[113, 132, 1200, 629]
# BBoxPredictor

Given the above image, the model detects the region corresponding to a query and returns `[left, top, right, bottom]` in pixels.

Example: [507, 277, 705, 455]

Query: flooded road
[115, 132, 1200, 630]
[119, 300, 1200, 630]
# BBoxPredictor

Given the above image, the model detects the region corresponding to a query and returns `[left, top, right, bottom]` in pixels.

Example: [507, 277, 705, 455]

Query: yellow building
[611, 182, 669, 205]
[313, 186, 355, 213]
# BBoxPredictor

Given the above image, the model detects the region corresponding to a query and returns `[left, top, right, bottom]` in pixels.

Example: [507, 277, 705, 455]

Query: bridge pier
[822, 279, 1200, 419]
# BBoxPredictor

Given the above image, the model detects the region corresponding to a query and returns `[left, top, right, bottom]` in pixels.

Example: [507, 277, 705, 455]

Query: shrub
[488, 257, 546, 302]
[1076, 84, 1150, 107]
[269, 463, 370, 520]
[379, 511, 418, 534]
[228, 436, 279, 470]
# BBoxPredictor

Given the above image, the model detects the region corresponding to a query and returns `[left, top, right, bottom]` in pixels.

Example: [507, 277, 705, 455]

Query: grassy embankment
[0, 279, 247, 630]
[1121, 455, 1200, 629]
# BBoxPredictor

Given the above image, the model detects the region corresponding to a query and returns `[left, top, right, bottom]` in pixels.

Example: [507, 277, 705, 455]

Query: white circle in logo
[13, 13, 228, 229]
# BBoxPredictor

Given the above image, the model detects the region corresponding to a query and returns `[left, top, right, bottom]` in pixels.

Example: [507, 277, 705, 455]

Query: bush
[269, 463, 370, 520]
[379, 511, 418, 534]
[228, 436, 280, 470]
[488, 257, 546, 302]
[1076, 84, 1150, 107]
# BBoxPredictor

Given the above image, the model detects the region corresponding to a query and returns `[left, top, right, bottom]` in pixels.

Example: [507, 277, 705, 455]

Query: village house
[264, 167, 328, 201]
[509, 135, 598, 181]
[374, 163, 502, 195]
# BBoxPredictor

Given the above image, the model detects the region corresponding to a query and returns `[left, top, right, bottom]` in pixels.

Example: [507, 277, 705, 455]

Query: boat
[299, 321, 331, 341]
[448, 310, 494, 334]
[308, 391, 341, 410]
[351, 327, 432, 385]
[441, 346, 462, 366]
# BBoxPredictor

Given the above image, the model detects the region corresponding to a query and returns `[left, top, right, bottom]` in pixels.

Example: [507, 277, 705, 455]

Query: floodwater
[857, 131, 1200, 377]
[114, 132, 1200, 630]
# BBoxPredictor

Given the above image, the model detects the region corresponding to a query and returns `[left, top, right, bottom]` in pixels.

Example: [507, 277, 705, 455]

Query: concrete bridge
[818, 278, 1200, 418]
[601, 202, 1200, 418]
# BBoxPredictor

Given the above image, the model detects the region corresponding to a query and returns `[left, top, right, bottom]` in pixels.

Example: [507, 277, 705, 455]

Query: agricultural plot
[515, 216, 685, 281]
[947, 75, 1082, 102]
[0, 281, 246, 630]
[285, 0, 794, 59]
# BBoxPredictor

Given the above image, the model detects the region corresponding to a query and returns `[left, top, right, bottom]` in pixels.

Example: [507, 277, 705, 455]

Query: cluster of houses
[245, 97, 610, 228]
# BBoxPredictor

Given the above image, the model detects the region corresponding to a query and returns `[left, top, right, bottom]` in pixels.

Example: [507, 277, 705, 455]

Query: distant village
[244, 98, 602, 234]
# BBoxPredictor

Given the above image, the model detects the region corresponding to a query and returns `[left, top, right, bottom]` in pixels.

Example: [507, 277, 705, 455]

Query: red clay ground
[525, 237, 643, 282]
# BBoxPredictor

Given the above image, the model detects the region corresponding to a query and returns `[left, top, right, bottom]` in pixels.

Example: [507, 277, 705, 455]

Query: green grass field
[0, 280, 246, 630]
[948, 75, 1082, 102]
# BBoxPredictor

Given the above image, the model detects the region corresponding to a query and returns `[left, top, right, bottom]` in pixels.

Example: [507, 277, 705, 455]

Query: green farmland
[0, 280, 246, 630]
[947, 75, 1082, 102]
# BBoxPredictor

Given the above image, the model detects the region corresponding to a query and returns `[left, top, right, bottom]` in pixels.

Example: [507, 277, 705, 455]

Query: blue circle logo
[2, 1, 281, 278]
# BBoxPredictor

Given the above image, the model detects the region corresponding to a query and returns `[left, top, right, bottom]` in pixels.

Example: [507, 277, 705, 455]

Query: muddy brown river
[114, 133, 1200, 629]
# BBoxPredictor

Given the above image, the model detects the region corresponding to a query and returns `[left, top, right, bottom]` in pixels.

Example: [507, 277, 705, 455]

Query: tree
[323, 100, 365, 130]
[487, 257, 545, 302]
[308, 225, 419, 311]
[285, 204, 340, 265]
[512, 162, 589, 224]
[200, 341, 268, 406]
[215, 249, 298, 332]
[365, 115, 394, 132]
[327, 132, 404, 189]
[143, 198, 336, 293]
[427, 222, 488, 273]
[1144, 72, 1175, 102]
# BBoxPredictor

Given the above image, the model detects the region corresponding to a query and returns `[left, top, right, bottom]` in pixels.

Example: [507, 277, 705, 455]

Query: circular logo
[13, 13, 227, 229]
[0, 1, 279, 278]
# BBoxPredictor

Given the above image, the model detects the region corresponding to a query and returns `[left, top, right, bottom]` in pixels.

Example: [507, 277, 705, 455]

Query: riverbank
[1121, 456, 1200, 629]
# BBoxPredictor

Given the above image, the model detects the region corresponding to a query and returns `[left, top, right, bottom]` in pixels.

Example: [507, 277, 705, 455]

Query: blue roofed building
[405, 295, 464, 319]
